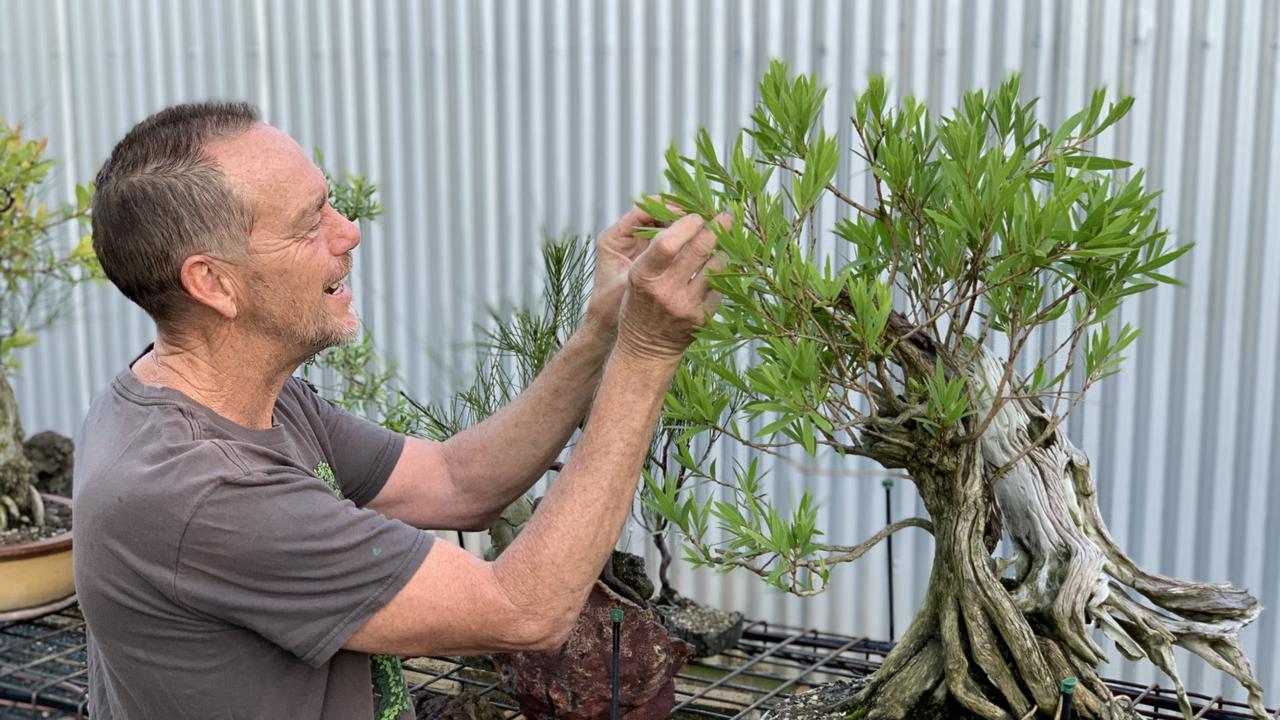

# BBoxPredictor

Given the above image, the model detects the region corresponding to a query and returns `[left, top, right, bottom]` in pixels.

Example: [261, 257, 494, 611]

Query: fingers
[612, 210, 732, 361]
[672, 212, 732, 278]
[632, 211, 732, 284]
[635, 213, 707, 272]
[598, 201, 679, 262]
[701, 289, 724, 316]
[596, 207, 655, 255]
[608, 206, 657, 236]
[689, 251, 727, 299]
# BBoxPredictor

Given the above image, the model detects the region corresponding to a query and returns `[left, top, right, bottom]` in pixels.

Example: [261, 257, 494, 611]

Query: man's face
[208, 124, 362, 355]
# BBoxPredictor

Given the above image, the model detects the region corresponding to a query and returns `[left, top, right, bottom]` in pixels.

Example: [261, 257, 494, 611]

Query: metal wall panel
[3, 0, 1277, 701]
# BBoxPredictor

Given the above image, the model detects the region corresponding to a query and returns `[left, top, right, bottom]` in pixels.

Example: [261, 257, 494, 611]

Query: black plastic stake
[883, 477, 896, 642]
[1059, 677, 1076, 720]
[611, 607, 623, 720]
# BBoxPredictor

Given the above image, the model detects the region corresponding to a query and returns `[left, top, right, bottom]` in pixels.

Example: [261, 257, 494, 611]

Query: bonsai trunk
[0, 372, 42, 531]
[847, 348, 1268, 720]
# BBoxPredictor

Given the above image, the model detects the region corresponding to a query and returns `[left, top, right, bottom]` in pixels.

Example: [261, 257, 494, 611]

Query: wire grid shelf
[0, 605, 1272, 719]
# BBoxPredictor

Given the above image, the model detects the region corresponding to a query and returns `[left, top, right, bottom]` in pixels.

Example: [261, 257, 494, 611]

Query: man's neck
[131, 334, 301, 430]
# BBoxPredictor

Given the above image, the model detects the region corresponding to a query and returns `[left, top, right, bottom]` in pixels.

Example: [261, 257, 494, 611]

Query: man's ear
[178, 254, 241, 320]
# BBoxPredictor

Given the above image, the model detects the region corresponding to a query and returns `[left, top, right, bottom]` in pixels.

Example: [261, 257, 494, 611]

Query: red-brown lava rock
[492, 581, 693, 720]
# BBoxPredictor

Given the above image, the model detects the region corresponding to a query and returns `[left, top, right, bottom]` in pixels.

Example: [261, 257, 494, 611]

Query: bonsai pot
[656, 590, 745, 658]
[0, 494, 74, 621]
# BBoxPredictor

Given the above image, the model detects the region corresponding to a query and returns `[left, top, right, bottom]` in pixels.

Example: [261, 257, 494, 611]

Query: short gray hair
[92, 102, 260, 330]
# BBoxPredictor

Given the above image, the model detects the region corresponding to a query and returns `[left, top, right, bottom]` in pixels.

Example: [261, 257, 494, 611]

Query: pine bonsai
[0, 122, 96, 533]
[641, 62, 1270, 719]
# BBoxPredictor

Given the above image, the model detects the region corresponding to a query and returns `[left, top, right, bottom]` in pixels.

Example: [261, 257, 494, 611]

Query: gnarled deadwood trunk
[847, 347, 1269, 720]
[0, 372, 42, 531]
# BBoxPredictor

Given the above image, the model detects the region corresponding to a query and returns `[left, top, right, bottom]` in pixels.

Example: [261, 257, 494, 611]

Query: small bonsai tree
[640, 62, 1269, 719]
[0, 122, 96, 533]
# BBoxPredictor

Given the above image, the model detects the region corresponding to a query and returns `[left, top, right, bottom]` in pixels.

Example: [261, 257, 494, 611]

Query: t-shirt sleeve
[285, 377, 406, 507]
[173, 470, 433, 667]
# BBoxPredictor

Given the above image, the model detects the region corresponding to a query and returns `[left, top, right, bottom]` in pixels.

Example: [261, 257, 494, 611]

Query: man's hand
[613, 212, 731, 362]
[583, 206, 666, 336]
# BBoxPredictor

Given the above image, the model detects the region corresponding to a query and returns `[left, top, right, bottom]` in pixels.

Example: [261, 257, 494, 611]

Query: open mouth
[323, 280, 344, 295]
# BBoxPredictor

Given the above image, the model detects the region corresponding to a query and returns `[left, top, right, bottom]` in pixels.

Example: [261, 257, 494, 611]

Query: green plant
[0, 125, 97, 372]
[0, 121, 97, 531]
[639, 62, 1267, 719]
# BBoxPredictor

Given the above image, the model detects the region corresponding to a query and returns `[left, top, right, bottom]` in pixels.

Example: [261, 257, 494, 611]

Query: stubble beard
[291, 302, 360, 353]
[245, 277, 361, 357]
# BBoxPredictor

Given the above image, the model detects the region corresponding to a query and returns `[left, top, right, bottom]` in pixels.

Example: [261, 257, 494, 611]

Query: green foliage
[0, 122, 99, 374]
[635, 61, 1184, 595]
[408, 234, 595, 441]
[302, 332, 429, 435]
[314, 149, 385, 223]
[909, 360, 973, 439]
[307, 67, 1181, 599]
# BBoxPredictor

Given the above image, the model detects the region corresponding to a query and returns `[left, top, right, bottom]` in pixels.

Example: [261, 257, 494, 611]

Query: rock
[415, 688, 504, 720]
[23, 431, 73, 498]
[484, 494, 534, 560]
[609, 549, 654, 603]
[492, 581, 693, 720]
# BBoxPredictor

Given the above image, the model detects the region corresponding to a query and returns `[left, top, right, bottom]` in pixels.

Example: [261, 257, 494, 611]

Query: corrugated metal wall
[3, 0, 1278, 703]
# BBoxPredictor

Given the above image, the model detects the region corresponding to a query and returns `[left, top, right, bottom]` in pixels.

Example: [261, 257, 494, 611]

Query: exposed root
[940, 590, 1010, 720]
[0, 494, 20, 529]
[27, 482, 43, 527]
[794, 343, 1268, 720]
[855, 637, 945, 720]
[1, 371, 39, 531]
[964, 345, 1271, 719]
[0, 485, 40, 531]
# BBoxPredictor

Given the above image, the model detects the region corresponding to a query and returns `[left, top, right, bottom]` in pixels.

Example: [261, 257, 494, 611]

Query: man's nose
[335, 214, 361, 254]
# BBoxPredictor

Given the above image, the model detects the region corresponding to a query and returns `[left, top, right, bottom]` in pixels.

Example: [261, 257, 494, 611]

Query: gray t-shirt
[72, 361, 433, 719]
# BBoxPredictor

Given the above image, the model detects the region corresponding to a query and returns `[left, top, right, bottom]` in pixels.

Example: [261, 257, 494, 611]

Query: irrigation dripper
[1059, 676, 1077, 720]
[611, 607, 623, 720]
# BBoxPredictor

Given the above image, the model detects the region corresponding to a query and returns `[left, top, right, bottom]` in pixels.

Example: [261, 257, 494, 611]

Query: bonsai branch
[797, 517, 933, 566]
[701, 517, 933, 597]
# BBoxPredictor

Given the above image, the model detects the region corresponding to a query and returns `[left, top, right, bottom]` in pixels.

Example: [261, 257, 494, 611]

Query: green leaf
[1060, 155, 1132, 171]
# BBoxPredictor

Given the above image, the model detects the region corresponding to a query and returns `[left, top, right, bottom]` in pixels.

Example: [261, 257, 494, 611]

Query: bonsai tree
[0, 122, 96, 533]
[640, 62, 1270, 720]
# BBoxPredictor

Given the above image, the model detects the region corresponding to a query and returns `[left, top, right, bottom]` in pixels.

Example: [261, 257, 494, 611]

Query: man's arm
[345, 213, 728, 656]
[366, 319, 613, 531]
[367, 208, 661, 531]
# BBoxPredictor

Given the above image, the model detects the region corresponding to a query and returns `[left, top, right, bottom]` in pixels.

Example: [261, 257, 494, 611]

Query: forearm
[490, 349, 677, 627]
[439, 317, 616, 518]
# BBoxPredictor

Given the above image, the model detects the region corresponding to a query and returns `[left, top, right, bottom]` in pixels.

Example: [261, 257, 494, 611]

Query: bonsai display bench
[0, 604, 1269, 719]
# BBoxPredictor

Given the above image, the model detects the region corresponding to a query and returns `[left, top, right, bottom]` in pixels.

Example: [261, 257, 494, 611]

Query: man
[74, 102, 727, 719]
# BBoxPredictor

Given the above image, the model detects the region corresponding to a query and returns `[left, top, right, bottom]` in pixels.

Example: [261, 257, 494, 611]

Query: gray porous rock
[24, 430, 73, 498]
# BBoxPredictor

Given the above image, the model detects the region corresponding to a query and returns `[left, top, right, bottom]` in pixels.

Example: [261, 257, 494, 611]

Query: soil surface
[765, 679, 1004, 720]
[0, 501, 70, 546]
[764, 678, 870, 719]
[656, 591, 744, 657]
